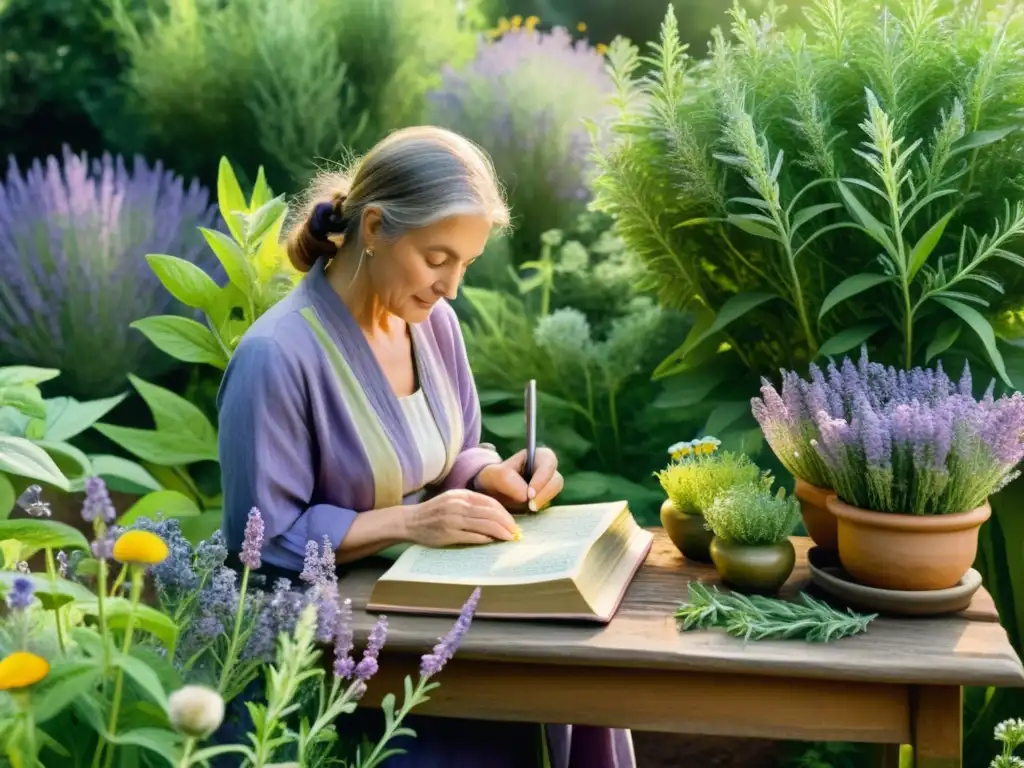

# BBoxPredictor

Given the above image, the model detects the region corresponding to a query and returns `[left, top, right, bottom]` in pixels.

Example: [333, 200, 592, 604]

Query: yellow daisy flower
[577, 22, 587, 32]
[113, 530, 169, 566]
[0, 652, 49, 691]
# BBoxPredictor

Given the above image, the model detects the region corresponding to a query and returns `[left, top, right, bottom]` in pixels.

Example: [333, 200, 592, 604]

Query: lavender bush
[426, 18, 614, 258]
[753, 348, 1024, 515]
[0, 145, 220, 398]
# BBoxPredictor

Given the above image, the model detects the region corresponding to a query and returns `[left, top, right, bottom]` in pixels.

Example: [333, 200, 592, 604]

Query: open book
[366, 500, 653, 623]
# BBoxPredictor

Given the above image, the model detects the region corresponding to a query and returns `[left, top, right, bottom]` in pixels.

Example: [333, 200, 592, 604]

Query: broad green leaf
[177, 509, 223, 545]
[43, 393, 127, 442]
[653, 367, 731, 408]
[951, 126, 1017, 154]
[703, 402, 751, 436]
[77, 598, 179, 655]
[126, 374, 218, 445]
[908, 209, 955, 280]
[217, 156, 248, 243]
[89, 455, 162, 494]
[91, 424, 219, 466]
[933, 297, 1013, 387]
[684, 293, 779, 356]
[0, 571, 95, 608]
[249, 165, 273, 209]
[0, 366, 60, 387]
[0, 473, 12, 519]
[0, 385, 46, 419]
[113, 653, 171, 713]
[69, 627, 113, 659]
[0, 435, 69, 489]
[818, 273, 892, 320]
[118, 489, 200, 525]
[815, 323, 885, 359]
[791, 202, 843, 233]
[31, 660, 101, 724]
[243, 194, 288, 247]
[925, 318, 962, 363]
[482, 411, 525, 439]
[836, 180, 895, 253]
[35, 440, 93, 484]
[145, 253, 221, 311]
[201, 227, 252, 295]
[727, 214, 779, 240]
[0, 518, 89, 555]
[108, 727, 182, 766]
[130, 316, 227, 368]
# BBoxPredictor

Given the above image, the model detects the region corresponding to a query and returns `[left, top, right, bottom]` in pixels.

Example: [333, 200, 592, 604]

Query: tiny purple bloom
[240, 507, 264, 570]
[6, 577, 34, 610]
[333, 598, 356, 679]
[355, 616, 388, 682]
[420, 587, 481, 679]
[82, 476, 116, 524]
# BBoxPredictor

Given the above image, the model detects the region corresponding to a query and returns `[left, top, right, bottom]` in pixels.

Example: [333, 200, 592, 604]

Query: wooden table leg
[911, 685, 962, 768]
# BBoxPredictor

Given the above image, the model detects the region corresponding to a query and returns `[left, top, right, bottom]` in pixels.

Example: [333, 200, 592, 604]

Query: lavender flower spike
[5, 577, 34, 610]
[333, 598, 356, 680]
[420, 587, 482, 679]
[300, 540, 321, 585]
[82, 476, 116, 524]
[240, 507, 264, 570]
[355, 615, 389, 682]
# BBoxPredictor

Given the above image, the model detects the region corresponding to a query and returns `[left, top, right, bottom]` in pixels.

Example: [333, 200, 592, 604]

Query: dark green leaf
[70, 627, 113, 660]
[89, 455, 163, 494]
[0, 518, 89, 556]
[703, 402, 751, 436]
[835, 180, 894, 253]
[683, 293, 779, 358]
[482, 412, 525, 439]
[145, 253, 221, 311]
[653, 367, 730, 408]
[77, 598, 180, 655]
[130, 316, 227, 369]
[112, 653, 171, 714]
[91, 425, 218, 466]
[925, 319, 962, 363]
[43, 394, 127, 443]
[108, 727, 182, 766]
[0, 436, 69, 489]
[818, 273, 892, 320]
[816, 323, 885, 359]
[178, 510, 223, 546]
[127, 375, 218, 445]
[727, 214, 779, 240]
[933, 297, 1012, 387]
[0, 571, 95, 608]
[118, 490, 200, 526]
[36, 440, 93, 483]
[908, 210, 955, 280]
[950, 126, 1017, 154]
[791, 203, 843, 233]
[31, 661, 101, 724]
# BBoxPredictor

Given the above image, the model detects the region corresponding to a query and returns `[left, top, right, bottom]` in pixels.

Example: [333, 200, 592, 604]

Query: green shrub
[702, 482, 801, 545]
[654, 446, 772, 515]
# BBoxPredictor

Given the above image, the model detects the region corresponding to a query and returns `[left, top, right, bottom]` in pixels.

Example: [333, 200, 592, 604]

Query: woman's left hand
[474, 447, 564, 512]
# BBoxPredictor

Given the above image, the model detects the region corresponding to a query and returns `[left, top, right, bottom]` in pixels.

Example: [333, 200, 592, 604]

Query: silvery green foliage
[0, 146, 220, 398]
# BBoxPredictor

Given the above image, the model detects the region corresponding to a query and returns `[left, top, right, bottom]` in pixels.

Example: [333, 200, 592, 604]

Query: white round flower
[169, 685, 225, 738]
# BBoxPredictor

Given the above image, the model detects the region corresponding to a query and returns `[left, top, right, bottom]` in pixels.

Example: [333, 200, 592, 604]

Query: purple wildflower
[5, 577, 34, 610]
[354, 616, 388, 682]
[195, 530, 228, 572]
[56, 550, 68, 578]
[333, 598, 355, 680]
[300, 540, 321, 585]
[90, 527, 118, 560]
[419, 587, 481, 679]
[131, 516, 197, 594]
[0, 145, 221, 398]
[81, 476, 116, 524]
[240, 507, 264, 570]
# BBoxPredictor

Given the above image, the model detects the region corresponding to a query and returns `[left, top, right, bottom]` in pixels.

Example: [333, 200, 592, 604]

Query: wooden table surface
[337, 529, 1024, 765]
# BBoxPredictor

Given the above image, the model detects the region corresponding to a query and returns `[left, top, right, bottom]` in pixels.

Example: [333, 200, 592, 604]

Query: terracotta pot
[660, 498, 713, 563]
[709, 536, 796, 595]
[794, 478, 838, 552]
[827, 495, 991, 591]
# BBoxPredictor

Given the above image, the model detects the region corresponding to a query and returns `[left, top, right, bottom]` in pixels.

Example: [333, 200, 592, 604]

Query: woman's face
[364, 212, 492, 323]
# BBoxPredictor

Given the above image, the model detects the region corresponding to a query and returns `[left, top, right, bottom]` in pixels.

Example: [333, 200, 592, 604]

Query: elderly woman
[217, 126, 635, 768]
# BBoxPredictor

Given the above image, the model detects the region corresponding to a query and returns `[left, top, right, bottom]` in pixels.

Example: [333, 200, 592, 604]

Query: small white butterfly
[16, 485, 51, 518]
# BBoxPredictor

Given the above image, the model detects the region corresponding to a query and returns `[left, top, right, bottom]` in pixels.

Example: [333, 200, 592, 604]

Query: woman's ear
[360, 206, 383, 249]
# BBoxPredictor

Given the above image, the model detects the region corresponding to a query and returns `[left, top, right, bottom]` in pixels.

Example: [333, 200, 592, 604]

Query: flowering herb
[991, 718, 1024, 768]
[0, 146, 220, 398]
[655, 438, 773, 515]
[702, 483, 801, 546]
[758, 348, 1024, 514]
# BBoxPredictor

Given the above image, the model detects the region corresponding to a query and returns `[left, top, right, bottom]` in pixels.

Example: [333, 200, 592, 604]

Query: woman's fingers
[526, 447, 558, 501]
[532, 470, 564, 510]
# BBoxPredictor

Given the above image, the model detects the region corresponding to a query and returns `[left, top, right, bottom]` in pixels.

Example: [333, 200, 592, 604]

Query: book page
[381, 502, 626, 585]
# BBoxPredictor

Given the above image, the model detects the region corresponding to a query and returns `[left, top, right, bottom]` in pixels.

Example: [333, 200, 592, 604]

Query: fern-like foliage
[589, 0, 1024, 386]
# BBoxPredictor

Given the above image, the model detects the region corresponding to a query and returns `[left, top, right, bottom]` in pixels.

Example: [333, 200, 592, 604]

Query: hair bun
[308, 200, 347, 242]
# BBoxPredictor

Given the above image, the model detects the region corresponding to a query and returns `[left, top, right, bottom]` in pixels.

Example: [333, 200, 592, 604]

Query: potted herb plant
[655, 437, 772, 562]
[781, 350, 1024, 591]
[702, 482, 801, 594]
[752, 370, 839, 552]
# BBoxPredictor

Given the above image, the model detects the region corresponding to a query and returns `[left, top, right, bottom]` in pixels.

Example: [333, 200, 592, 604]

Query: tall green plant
[589, 0, 1024, 383]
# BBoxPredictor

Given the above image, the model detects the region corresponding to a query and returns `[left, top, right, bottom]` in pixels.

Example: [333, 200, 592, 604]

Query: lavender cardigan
[217, 258, 636, 768]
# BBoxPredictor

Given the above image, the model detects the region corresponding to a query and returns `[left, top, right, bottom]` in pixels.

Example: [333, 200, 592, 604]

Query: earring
[364, 248, 374, 259]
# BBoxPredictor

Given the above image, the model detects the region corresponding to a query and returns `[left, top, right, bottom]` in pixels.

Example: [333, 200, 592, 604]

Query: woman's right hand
[405, 489, 519, 547]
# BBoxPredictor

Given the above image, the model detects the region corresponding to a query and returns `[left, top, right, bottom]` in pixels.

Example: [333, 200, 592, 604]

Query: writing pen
[524, 379, 537, 511]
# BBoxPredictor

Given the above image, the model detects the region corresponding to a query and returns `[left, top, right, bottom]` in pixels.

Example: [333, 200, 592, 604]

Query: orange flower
[113, 530, 169, 566]
[0, 652, 49, 691]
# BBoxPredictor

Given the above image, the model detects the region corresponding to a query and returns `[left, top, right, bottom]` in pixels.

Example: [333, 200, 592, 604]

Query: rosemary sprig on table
[674, 582, 877, 643]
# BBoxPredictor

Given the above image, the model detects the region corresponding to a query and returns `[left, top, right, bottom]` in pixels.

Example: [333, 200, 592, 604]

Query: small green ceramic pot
[709, 536, 796, 594]
[660, 498, 714, 563]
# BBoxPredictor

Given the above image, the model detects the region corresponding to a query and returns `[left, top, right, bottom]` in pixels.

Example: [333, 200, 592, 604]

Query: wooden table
[337, 530, 1024, 767]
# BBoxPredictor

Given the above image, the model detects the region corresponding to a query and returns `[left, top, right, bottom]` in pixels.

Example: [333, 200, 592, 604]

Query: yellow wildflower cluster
[667, 436, 722, 462]
[486, 14, 540, 39]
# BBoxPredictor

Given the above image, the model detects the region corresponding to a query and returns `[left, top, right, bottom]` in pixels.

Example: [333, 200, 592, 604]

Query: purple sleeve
[217, 335, 357, 573]
[434, 303, 503, 492]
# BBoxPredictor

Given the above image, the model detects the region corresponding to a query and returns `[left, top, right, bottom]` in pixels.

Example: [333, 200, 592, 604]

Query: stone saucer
[806, 546, 983, 617]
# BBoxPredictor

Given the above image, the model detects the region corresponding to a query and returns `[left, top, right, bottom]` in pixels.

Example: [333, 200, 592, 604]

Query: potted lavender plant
[771, 350, 1024, 591]
[752, 371, 839, 552]
[702, 483, 801, 594]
